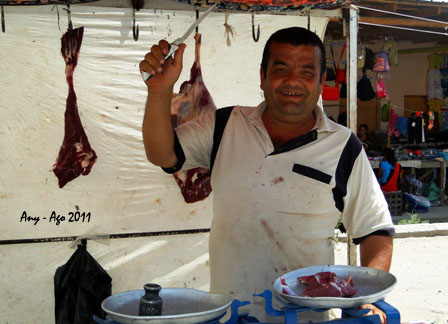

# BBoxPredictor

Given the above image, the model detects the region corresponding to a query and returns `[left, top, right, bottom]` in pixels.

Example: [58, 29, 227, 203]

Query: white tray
[102, 288, 232, 324]
[273, 265, 397, 309]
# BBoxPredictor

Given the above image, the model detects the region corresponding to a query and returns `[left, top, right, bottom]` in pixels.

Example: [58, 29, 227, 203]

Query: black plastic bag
[363, 47, 375, 70]
[357, 73, 376, 101]
[340, 82, 347, 98]
[54, 240, 112, 324]
[326, 67, 336, 81]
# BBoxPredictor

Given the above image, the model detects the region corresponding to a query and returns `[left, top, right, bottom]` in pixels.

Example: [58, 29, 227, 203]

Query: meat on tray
[170, 33, 216, 203]
[298, 271, 357, 298]
[53, 27, 97, 188]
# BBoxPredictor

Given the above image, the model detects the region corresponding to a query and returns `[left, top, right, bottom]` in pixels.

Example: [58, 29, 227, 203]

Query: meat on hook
[170, 33, 216, 203]
[53, 27, 97, 188]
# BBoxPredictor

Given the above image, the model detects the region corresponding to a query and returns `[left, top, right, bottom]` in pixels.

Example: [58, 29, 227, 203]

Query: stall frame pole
[345, 5, 359, 267]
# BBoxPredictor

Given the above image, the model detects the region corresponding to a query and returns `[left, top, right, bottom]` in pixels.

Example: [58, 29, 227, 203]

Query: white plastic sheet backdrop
[0, 5, 330, 323]
[0, 5, 328, 240]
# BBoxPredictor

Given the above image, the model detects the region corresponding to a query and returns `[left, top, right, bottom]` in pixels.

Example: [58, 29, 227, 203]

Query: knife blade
[142, 3, 217, 81]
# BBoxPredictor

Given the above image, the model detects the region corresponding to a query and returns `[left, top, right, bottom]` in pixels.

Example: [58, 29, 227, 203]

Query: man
[140, 27, 394, 323]
[357, 123, 372, 153]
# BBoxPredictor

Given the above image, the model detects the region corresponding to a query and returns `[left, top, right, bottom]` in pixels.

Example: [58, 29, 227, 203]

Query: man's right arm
[139, 40, 186, 168]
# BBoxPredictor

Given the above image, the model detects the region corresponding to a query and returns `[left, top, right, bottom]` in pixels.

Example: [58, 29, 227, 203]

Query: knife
[141, 3, 217, 81]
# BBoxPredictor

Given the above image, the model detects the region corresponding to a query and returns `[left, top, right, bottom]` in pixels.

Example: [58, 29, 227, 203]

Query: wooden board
[403, 95, 428, 117]
[338, 98, 378, 132]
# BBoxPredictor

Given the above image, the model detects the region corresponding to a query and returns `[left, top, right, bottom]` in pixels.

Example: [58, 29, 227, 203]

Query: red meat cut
[298, 271, 357, 297]
[170, 33, 216, 203]
[53, 27, 97, 188]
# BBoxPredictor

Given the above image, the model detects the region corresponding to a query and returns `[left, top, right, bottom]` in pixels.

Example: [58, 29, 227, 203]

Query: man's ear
[260, 67, 265, 91]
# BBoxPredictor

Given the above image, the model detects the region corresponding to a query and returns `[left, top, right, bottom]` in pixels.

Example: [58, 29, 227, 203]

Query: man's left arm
[359, 235, 393, 271]
[358, 235, 393, 323]
[339, 142, 395, 323]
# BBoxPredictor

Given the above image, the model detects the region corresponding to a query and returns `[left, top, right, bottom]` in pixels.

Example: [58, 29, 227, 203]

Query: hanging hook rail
[307, 10, 311, 31]
[133, 8, 139, 41]
[62, 1, 73, 32]
[1, 6, 5, 33]
[132, 0, 144, 41]
[195, 8, 199, 33]
[224, 11, 235, 47]
[51, 4, 61, 31]
[251, 12, 259, 42]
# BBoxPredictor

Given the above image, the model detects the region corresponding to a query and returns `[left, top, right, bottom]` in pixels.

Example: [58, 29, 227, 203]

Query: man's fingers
[142, 56, 158, 74]
[359, 304, 386, 324]
[139, 40, 185, 87]
[150, 44, 165, 65]
[172, 43, 186, 70]
[139, 60, 155, 77]
[142, 43, 185, 76]
[373, 310, 386, 324]
[159, 39, 170, 55]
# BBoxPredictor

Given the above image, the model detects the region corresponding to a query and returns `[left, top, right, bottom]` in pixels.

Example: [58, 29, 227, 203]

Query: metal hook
[51, 5, 61, 31]
[251, 12, 260, 42]
[132, 0, 144, 41]
[63, 2, 73, 32]
[307, 10, 311, 30]
[195, 9, 199, 33]
[133, 9, 139, 41]
[1, 6, 5, 33]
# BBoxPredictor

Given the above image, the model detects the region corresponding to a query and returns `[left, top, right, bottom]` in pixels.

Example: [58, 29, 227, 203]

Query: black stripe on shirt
[269, 130, 318, 156]
[292, 163, 332, 184]
[161, 131, 186, 174]
[210, 106, 235, 173]
[332, 133, 363, 212]
[352, 228, 396, 245]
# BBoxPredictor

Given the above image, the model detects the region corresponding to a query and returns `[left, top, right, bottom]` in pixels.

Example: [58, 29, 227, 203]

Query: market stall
[321, 1, 448, 217]
[1, 1, 369, 323]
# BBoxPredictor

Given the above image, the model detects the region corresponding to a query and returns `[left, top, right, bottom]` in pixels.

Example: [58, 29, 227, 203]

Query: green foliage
[398, 213, 429, 225]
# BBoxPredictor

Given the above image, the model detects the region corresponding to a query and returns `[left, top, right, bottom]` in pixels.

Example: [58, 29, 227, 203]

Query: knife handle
[142, 44, 179, 81]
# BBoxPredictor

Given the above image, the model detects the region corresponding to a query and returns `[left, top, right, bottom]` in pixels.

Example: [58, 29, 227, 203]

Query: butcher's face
[260, 42, 325, 124]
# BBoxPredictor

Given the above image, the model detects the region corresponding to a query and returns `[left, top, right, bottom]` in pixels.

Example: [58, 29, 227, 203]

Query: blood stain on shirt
[271, 176, 284, 184]
[260, 219, 285, 253]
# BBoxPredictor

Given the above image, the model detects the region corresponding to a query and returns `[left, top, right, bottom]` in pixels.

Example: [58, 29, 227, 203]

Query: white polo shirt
[170, 101, 394, 322]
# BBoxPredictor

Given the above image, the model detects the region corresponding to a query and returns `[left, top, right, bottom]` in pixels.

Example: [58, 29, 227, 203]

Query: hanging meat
[53, 27, 97, 188]
[170, 33, 216, 203]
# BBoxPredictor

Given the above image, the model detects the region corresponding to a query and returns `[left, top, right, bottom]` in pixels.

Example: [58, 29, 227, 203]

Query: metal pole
[346, 5, 359, 267]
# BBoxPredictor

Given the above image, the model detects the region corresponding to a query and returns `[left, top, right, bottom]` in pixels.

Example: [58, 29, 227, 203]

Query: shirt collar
[241, 100, 338, 133]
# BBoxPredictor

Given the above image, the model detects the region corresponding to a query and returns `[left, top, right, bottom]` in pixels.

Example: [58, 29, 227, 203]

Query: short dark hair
[261, 27, 326, 82]
[383, 147, 396, 165]
[359, 124, 368, 131]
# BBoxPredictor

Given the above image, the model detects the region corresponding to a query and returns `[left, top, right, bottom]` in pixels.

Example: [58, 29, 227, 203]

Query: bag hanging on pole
[383, 36, 398, 66]
[363, 47, 375, 70]
[376, 76, 388, 98]
[336, 68, 346, 85]
[54, 240, 112, 324]
[340, 82, 347, 99]
[326, 41, 337, 81]
[322, 83, 340, 101]
[323, 41, 343, 101]
[373, 52, 390, 72]
[357, 73, 376, 101]
[326, 66, 336, 81]
[381, 101, 391, 122]
[335, 41, 347, 84]
[357, 42, 366, 69]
